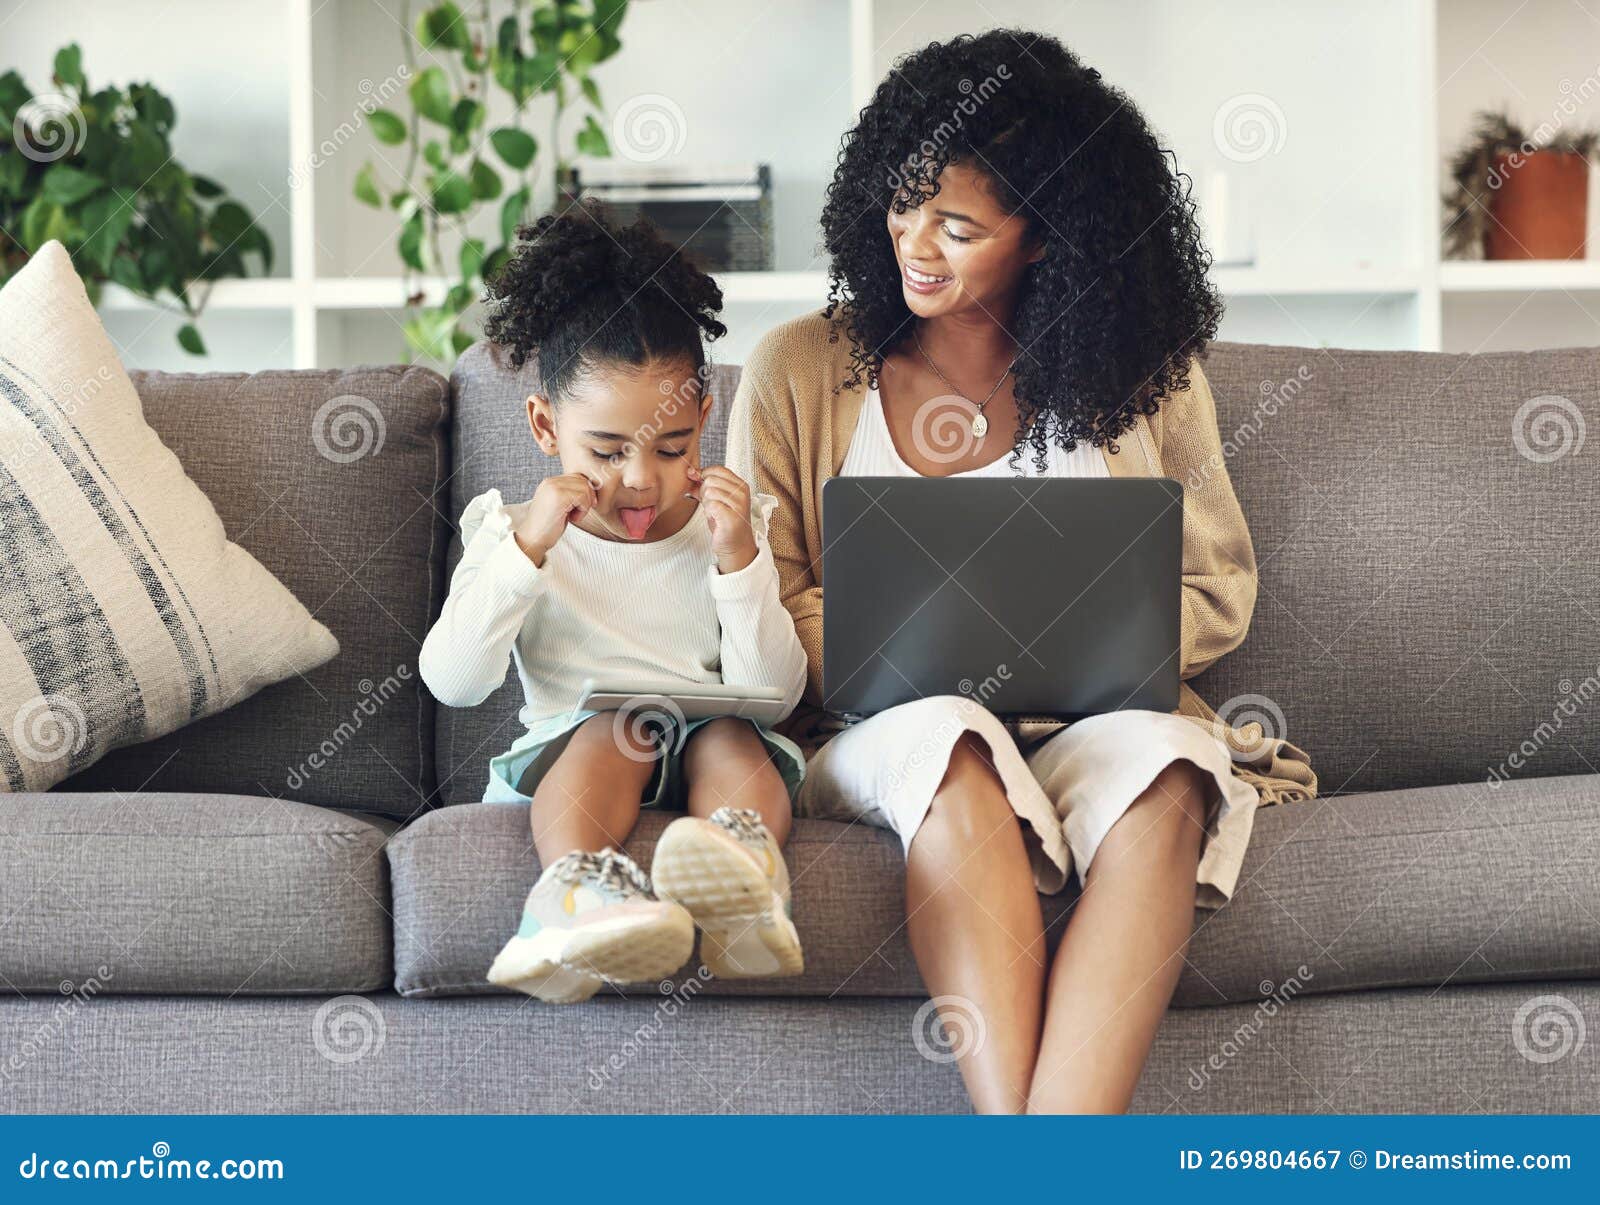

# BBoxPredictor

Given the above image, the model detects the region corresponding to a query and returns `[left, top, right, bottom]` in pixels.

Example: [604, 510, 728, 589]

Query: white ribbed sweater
[418, 488, 808, 729]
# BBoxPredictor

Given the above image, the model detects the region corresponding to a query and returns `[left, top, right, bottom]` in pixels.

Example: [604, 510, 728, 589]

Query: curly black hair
[484, 201, 726, 403]
[821, 29, 1222, 463]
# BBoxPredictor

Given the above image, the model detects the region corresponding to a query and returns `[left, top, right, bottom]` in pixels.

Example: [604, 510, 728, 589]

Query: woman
[728, 30, 1317, 1113]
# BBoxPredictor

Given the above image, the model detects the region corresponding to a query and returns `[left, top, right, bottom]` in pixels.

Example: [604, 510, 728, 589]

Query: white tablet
[576, 677, 791, 726]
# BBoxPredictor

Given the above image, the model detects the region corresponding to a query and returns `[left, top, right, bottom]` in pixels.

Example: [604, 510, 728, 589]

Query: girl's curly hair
[484, 201, 726, 403]
[821, 29, 1221, 462]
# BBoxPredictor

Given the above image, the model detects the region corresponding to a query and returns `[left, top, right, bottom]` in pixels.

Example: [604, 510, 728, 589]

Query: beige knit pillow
[0, 241, 338, 792]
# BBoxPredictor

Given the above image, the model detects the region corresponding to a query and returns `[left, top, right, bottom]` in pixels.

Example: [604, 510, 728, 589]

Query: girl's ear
[698, 390, 715, 428]
[526, 394, 560, 456]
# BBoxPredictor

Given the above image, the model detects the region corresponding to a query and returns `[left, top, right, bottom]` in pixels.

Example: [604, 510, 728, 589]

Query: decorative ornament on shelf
[1442, 110, 1597, 261]
[355, 0, 629, 366]
[0, 43, 275, 355]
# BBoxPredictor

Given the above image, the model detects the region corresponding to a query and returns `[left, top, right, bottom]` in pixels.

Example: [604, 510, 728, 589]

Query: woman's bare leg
[680, 717, 792, 844]
[526, 713, 658, 865]
[905, 732, 1047, 1114]
[1026, 758, 1210, 1114]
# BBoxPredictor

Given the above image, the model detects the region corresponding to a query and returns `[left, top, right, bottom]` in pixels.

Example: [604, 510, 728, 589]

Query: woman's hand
[690, 464, 759, 574]
[513, 473, 597, 567]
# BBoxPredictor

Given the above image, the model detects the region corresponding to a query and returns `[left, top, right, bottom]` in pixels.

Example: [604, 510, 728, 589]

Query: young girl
[418, 206, 808, 1004]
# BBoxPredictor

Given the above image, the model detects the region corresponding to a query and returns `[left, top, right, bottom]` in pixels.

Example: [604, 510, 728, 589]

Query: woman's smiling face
[886, 160, 1045, 321]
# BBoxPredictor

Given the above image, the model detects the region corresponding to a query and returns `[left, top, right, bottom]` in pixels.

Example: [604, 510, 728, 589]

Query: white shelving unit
[9, 0, 1598, 370]
[1441, 261, 1600, 292]
[303, 270, 835, 310]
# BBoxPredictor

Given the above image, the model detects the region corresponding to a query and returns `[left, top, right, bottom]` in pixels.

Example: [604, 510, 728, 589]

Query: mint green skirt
[484, 709, 806, 809]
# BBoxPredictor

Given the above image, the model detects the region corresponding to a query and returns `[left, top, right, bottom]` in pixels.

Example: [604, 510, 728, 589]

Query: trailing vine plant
[356, 0, 627, 363]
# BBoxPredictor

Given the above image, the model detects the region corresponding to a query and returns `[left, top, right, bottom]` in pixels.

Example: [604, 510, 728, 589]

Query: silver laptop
[821, 477, 1183, 719]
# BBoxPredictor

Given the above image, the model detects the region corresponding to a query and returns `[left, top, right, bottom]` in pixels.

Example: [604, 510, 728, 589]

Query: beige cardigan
[726, 311, 1317, 807]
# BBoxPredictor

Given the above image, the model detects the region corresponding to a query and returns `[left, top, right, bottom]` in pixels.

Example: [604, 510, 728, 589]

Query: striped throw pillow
[0, 241, 339, 793]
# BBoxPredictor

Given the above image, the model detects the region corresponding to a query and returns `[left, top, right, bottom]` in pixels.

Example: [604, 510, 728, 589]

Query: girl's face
[526, 356, 713, 543]
[886, 160, 1045, 322]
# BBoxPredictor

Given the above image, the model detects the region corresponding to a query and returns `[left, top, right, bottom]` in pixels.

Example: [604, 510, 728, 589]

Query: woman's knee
[1143, 757, 1211, 825]
[924, 732, 1018, 842]
[937, 729, 1000, 788]
[1104, 757, 1211, 852]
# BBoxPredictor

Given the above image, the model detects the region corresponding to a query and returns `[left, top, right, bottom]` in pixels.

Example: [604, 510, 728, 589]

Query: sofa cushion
[389, 778, 1600, 1004]
[0, 793, 395, 994]
[0, 242, 339, 795]
[1193, 341, 1600, 796]
[54, 360, 450, 819]
[388, 804, 1078, 998]
[435, 342, 739, 804]
[1177, 772, 1600, 1005]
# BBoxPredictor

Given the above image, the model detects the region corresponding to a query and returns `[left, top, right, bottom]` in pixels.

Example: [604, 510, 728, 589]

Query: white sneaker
[487, 849, 694, 1003]
[652, 807, 803, 979]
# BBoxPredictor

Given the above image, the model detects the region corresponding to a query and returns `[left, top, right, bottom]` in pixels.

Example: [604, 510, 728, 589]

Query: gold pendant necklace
[913, 327, 1014, 440]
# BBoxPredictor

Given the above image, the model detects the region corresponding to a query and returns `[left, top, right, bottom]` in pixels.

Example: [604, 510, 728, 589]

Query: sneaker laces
[711, 807, 767, 844]
[549, 848, 651, 897]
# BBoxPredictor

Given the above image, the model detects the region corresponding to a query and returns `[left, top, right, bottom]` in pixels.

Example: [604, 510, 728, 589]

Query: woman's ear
[1025, 237, 1047, 266]
[526, 394, 560, 456]
[698, 390, 715, 429]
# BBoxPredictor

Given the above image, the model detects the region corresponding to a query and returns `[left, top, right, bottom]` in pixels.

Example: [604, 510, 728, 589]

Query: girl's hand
[689, 464, 758, 574]
[514, 473, 597, 566]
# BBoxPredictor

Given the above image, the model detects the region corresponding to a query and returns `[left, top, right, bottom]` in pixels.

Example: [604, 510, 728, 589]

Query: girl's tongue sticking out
[617, 505, 657, 540]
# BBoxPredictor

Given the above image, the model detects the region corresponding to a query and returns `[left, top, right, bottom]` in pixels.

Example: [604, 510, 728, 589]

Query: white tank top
[838, 386, 1110, 479]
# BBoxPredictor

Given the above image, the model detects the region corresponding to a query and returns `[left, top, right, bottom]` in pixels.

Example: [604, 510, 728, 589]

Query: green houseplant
[357, 0, 628, 364]
[0, 44, 274, 354]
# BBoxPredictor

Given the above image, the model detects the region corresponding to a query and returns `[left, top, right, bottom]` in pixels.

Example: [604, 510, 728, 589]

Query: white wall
[5, 0, 1600, 371]
[875, 0, 1424, 275]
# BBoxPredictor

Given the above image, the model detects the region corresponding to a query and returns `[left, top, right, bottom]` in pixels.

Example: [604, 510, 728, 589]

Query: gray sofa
[2, 336, 1596, 1114]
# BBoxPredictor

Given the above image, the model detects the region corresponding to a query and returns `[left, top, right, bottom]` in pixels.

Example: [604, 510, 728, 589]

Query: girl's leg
[664, 717, 800, 978]
[905, 732, 1047, 1115]
[526, 712, 659, 865]
[1026, 758, 1209, 1114]
[491, 714, 693, 1002]
[679, 716, 791, 844]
